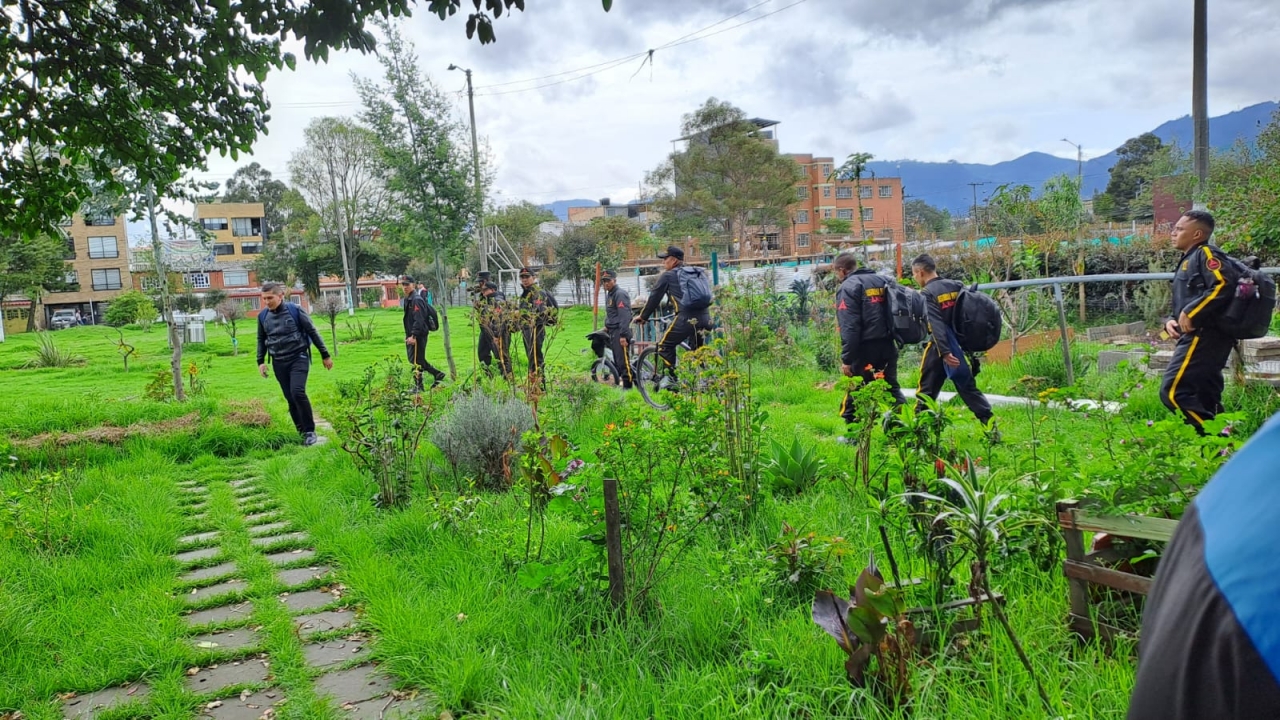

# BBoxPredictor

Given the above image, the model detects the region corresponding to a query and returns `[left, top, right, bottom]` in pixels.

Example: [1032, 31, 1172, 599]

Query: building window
[859, 186, 873, 199]
[88, 236, 119, 259]
[863, 229, 875, 240]
[212, 243, 236, 256]
[879, 185, 893, 198]
[760, 233, 780, 251]
[184, 272, 211, 290]
[140, 274, 161, 291]
[837, 209, 854, 220]
[835, 187, 853, 199]
[65, 270, 79, 285]
[202, 217, 229, 231]
[223, 269, 250, 287]
[231, 217, 262, 237]
[5, 308, 30, 322]
[796, 186, 809, 199]
[820, 163, 832, 177]
[241, 297, 260, 311]
[64, 236, 76, 260]
[821, 186, 831, 198]
[58, 217, 74, 227]
[797, 233, 810, 248]
[862, 207, 874, 222]
[91, 268, 123, 290]
[239, 242, 263, 255]
[883, 228, 894, 241]
[796, 210, 809, 224]
[822, 209, 833, 220]
[85, 214, 116, 226]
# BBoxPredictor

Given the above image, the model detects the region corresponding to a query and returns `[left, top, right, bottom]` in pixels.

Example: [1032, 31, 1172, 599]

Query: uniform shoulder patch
[1207, 257, 1222, 271]
[837, 299, 848, 310]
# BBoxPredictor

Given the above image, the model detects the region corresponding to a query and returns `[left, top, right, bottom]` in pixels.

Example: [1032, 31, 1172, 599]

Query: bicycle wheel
[636, 347, 669, 411]
[590, 358, 619, 385]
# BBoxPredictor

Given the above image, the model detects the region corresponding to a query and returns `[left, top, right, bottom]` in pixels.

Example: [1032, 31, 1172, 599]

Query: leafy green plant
[763, 437, 824, 495]
[790, 278, 812, 322]
[104, 289, 158, 330]
[764, 522, 847, 596]
[144, 369, 174, 401]
[333, 359, 435, 507]
[431, 389, 534, 490]
[812, 562, 916, 706]
[361, 286, 383, 309]
[837, 375, 892, 488]
[344, 316, 376, 342]
[25, 332, 81, 368]
[0, 464, 89, 555]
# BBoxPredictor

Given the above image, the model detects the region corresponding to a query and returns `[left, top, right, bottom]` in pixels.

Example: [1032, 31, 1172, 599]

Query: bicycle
[586, 323, 657, 390]
[634, 314, 717, 411]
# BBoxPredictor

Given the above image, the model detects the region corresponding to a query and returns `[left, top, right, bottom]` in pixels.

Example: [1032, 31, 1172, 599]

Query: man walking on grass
[832, 253, 905, 431]
[256, 282, 332, 446]
[401, 275, 446, 392]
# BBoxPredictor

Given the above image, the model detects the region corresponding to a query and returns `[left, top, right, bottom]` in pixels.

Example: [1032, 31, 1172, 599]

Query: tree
[314, 294, 345, 356]
[215, 299, 245, 356]
[1102, 132, 1164, 221]
[250, 189, 334, 298]
[222, 163, 290, 235]
[202, 288, 228, 310]
[647, 99, 803, 251]
[554, 219, 630, 303]
[0, 0, 613, 241]
[0, 234, 68, 328]
[832, 152, 875, 259]
[904, 199, 952, 239]
[355, 19, 481, 378]
[1209, 110, 1280, 259]
[105, 290, 159, 331]
[820, 218, 852, 236]
[289, 117, 389, 311]
[489, 201, 557, 260]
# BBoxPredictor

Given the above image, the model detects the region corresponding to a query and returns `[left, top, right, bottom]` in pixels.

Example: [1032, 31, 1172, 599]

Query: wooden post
[1058, 499, 1094, 640]
[1052, 283, 1075, 386]
[603, 478, 626, 611]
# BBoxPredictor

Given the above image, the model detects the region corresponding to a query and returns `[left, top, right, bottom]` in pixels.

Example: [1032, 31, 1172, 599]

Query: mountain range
[544, 101, 1277, 220]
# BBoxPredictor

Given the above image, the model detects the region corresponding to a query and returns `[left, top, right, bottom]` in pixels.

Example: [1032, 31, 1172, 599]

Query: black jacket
[921, 276, 964, 350]
[1172, 242, 1238, 330]
[605, 285, 633, 333]
[519, 284, 559, 328]
[256, 303, 329, 364]
[475, 290, 507, 334]
[835, 269, 892, 364]
[402, 290, 432, 337]
[640, 265, 696, 320]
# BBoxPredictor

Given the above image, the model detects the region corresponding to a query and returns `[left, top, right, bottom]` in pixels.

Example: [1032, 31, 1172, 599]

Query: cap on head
[400, 275, 415, 285]
[519, 267, 535, 278]
[657, 245, 684, 261]
[601, 269, 618, 281]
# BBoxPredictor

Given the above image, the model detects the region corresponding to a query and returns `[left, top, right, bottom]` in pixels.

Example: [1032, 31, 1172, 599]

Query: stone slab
[185, 499, 210, 511]
[195, 689, 283, 720]
[183, 579, 247, 605]
[251, 532, 309, 548]
[248, 521, 290, 536]
[280, 589, 338, 613]
[314, 665, 393, 705]
[296, 609, 355, 637]
[301, 635, 370, 669]
[60, 683, 150, 719]
[264, 548, 316, 566]
[180, 530, 220, 546]
[244, 512, 281, 525]
[182, 562, 238, 584]
[183, 602, 254, 628]
[185, 658, 271, 695]
[1097, 350, 1147, 373]
[176, 546, 223, 565]
[277, 565, 333, 588]
[340, 694, 429, 719]
[190, 628, 265, 654]
[228, 478, 259, 488]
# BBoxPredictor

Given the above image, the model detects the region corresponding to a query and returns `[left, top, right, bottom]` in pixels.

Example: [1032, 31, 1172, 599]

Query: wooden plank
[1058, 508, 1178, 543]
[1057, 500, 1094, 623]
[906, 592, 1004, 616]
[1063, 559, 1153, 595]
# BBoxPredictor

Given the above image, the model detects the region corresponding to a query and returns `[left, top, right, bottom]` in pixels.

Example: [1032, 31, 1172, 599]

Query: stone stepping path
[264, 548, 317, 566]
[184, 578, 247, 605]
[314, 665, 394, 706]
[248, 521, 290, 536]
[280, 589, 340, 613]
[244, 511, 281, 525]
[195, 689, 283, 720]
[278, 565, 334, 588]
[303, 634, 370, 669]
[181, 561, 238, 584]
[296, 609, 356, 638]
[250, 531, 308, 548]
[179, 530, 220, 546]
[183, 601, 254, 629]
[185, 657, 272, 695]
[60, 683, 150, 719]
[176, 546, 223, 565]
[190, 627, 266, 654]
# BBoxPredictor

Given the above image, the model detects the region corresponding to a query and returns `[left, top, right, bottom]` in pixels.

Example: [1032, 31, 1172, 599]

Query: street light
[450, 64, 486, 272]
[1060, 138, 1083, 189]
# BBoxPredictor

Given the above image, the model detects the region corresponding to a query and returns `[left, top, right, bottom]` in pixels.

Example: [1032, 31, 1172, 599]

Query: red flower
[934, 458, 946, 478]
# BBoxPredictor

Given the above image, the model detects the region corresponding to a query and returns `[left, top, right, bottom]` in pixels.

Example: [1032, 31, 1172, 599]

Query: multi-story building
[42, 211, 134, 325]
[195, 202, 267, 262]
[785, 154, 905, 262]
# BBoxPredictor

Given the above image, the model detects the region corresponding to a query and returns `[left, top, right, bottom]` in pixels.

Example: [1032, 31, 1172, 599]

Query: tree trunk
[147, 183, 185, 401]
[434, 252, 458, 378]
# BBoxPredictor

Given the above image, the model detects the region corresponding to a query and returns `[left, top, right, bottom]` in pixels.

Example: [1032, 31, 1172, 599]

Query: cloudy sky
[196, 0, 1279, 209]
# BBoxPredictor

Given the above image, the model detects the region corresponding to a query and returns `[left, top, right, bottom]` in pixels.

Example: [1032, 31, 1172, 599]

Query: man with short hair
[476, 280, 512, 379]
[518, 267, 559, 384]
[256, 282, 332, 446]
[638, 245, 711, 384]
[833, 254, 905, 425]
[601, 269, 635, 389]
[1160, 210, 1238, 434]
[911, 254, 995, 428]
[401, 275, 446, 392]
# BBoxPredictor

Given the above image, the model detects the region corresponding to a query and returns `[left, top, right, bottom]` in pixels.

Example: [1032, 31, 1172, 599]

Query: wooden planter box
[1057, 499, 1179, 643]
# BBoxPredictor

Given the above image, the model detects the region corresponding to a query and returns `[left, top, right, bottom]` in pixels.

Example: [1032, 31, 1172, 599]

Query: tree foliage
[490, 201, 557, 259]
[104, 289, 159, 329]
[1102, 132, 1164, 221]
[553, 217, 635, 302]
[1208, 110, 1280, 259]
[647, 98, 803, 246]
[0, 0, 613, 241]
[905, 199, 952, 239]
[0, 234, 68, 309]
[222, 163, 290, 235]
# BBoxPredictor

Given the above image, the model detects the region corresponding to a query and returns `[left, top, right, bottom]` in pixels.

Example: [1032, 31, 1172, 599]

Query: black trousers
[657, 312, 710, 378]
[609, 328, 635, 388]
[479, 327, 513, 378]
[839, 338, 907, 424]
[407, 334, 445, 390]
[916, 341, 993, 424]
[1160, 328, 1234, 434]
[522, 325, 548, 379]
[272, 354, 316, 434]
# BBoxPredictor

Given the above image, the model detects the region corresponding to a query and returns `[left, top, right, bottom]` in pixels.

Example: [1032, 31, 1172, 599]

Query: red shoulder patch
[837, 299, 848, 311]
[1207, 257, 1222, 271]
[617, 301, 626, 308]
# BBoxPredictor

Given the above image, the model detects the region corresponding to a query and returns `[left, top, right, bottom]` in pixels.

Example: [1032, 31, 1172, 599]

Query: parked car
[49, 309, 77, 330]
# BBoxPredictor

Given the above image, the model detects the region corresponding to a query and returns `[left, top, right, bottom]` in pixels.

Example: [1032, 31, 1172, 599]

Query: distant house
[1152, 176, 1193, 234]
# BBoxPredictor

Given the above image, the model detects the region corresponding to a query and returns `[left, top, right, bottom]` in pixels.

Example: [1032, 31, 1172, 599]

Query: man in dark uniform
[832, 254, 906, 425]
[401, 275, 445, 392]
[1128, 412, 1280, 719]
[256, 282, 332, 446]
[476, 280, 512, 379]
[911, 254, 994, 428]
[1160, 210, 1238, 434]
[638, 246, 711, 384]
[518, 267, 559, 384]
[601, 269, 635, 389]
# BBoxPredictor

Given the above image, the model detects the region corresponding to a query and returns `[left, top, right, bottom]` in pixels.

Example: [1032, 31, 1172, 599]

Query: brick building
[785, 153, 905, 260]
[42, 211, 134, 326]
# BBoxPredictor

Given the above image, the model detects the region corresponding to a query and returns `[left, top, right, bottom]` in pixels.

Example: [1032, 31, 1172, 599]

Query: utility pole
[1192, 0, 1209, 208]
[451, 64, 487, 272]
[1061, 138, 1083, 189]
[968, 181, 990, 240]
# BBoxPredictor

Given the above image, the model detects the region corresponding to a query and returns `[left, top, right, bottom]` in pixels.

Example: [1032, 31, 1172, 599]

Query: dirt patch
[15, 413, 201, 448]
[224, 400, 272, 428]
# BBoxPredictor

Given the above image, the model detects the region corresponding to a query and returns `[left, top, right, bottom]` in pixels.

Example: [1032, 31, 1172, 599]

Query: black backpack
[677, 266, 713, 312]
[886, 283, 928, 345]
[419, 296, 440, 332]
[952, 286, 1003, 353]
[1219, 252, 1275, 340]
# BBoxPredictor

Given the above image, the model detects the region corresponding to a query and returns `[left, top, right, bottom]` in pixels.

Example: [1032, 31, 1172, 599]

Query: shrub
[431, 390, 534, 490]
[104, 289, 158, 330]
[25, 332, 81, 368]
[333, 360, 433, 507]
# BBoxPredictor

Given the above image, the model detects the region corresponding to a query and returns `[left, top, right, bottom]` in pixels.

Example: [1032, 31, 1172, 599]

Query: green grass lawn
[0, 305, 1271, 718]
